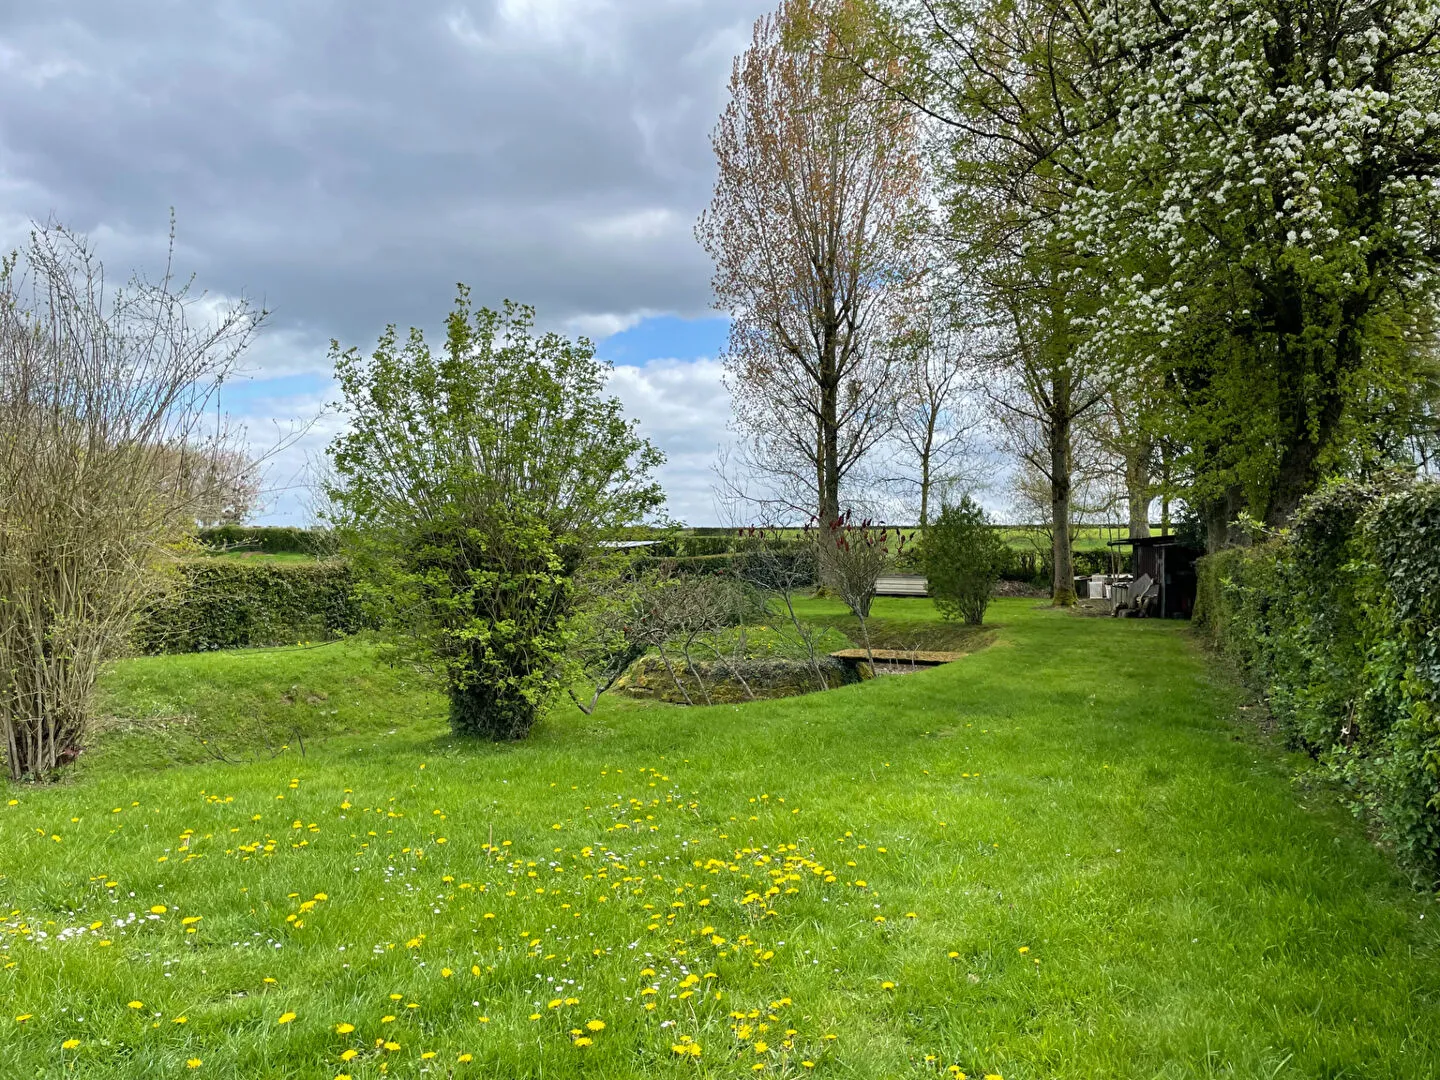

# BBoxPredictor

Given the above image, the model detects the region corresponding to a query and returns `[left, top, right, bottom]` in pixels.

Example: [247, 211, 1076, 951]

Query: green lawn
[3, 599, 1438, 1079]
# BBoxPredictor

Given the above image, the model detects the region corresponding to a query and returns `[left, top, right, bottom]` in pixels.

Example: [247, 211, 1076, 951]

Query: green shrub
[1196, 478, 1440, 878]
[134, 559, 364, 654]
[920, 499, 1007, 624]
[197, 524, 338, 556]
[325, 293, 663, 742]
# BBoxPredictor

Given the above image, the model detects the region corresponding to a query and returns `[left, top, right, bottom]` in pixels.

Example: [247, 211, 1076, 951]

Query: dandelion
[586, 1020, 605, 1032]
[336, 1023, 355, 1034]
[458, 1053, 473, 1062]
[340, 1050, 358, 1062]
[421, 1051, 437, 1059]
[441, 968, 453, 978]
[62, 1039, 80, 1049]
[186, 1060, 202, 1069]
[1017, 947, 1029, 955]
[381, 1015, 396, 1024]
[277, 1011, 296, 1025]
[15, 1014, 33, 1023]
[881, 981, 895, 990]
[127, 1001, 144, 1010]
[802, 1062, 815, 1069]
[573, 1037, 593, 1047]
[383, 1040, 401, 1051]
[150, 905, 167, 915]
[173, 1016, 188, 1024]
[754, 1041, 769, 1053]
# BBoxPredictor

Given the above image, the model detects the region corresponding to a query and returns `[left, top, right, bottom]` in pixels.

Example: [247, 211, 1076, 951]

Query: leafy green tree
[920, 498, 1006, 625]
[325, 291, 664, 740]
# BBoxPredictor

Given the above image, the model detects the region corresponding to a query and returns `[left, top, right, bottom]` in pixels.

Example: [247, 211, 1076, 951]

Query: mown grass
[3, 598, 1439, 1079]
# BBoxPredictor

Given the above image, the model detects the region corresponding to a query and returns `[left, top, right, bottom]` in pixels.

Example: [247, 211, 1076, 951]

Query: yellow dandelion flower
[15, 1014, 33, 1023]
[754, 1041, 769, 1053]
[127, 1001, 143, 1010]
[881, 981, 895, 990]
[421, 1051, 437, 1059]
[802, 1062, 815, 1069]
[383, 1040, 401, 1051]
[340, 1049, 358, 1062]
[277, 1012, 296, 1025]
[381, 1015, 395, 1023]
[586, 1019, 605, 1031]
[62, 1039, 80, 1049]
[150, 905, 167, 915]
[1017, 947, 1029, 955]
[336, 1023, 355, 1034]
[573, 1037, 593, 1048]
[173, 1016, 188, 1024]
[186, 1059, 202, 1069]
[458, 1053, 473, 1063]
[441, 968, 453, 978]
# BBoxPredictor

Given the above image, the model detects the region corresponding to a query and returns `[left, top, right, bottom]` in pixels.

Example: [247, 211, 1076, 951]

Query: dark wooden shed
[1107, 535, 1203, 619]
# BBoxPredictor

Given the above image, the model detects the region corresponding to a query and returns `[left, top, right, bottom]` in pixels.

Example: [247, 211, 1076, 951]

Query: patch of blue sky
[595, 314, 729, 365]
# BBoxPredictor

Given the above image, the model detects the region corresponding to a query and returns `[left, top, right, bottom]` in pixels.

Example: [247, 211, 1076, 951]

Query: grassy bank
[2, 599, 1437, 1078]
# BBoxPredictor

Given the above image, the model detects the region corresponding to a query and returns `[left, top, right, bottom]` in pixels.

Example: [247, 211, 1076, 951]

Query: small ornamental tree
[920, 498, 1006, 625]
[814, 512, 907, 660]
[326, 291, 664, 740]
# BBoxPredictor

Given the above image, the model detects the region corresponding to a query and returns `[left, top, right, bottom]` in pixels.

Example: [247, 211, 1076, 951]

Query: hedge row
[196, 524, 338, 556]
[1195, 478, 1440, 878]
[134, 559, 364, 654]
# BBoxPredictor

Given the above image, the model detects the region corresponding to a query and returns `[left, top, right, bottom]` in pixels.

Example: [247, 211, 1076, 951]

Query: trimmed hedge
[1195, 478, 1440, 879]
[134, 559, 364, 654]
[635, 548, 819, 589]
[197, 524, 338, 556]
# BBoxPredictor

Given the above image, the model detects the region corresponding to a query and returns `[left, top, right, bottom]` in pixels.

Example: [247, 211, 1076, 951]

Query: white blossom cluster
[1045, 0, 1440, 363]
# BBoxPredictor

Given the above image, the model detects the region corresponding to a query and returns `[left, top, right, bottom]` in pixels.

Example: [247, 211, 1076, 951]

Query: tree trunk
[918, 411, 935, 527]
[818, 317, 842, 523]
[1204, 485, 1248, 553]
[1124, 441, 1152, 539]
[1049, 387, 1075, 606]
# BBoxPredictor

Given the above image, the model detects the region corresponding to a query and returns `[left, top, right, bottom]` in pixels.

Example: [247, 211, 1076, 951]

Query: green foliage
[920, 499, 1007, 624]
[325, 291, 664, 741]
[1196, 478, 1440, 877]
[133, 559, 364, 654]
[196, 525, 338, 556]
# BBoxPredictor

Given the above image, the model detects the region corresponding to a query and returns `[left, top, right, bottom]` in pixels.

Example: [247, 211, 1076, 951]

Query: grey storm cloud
[0, 0, 771, 350]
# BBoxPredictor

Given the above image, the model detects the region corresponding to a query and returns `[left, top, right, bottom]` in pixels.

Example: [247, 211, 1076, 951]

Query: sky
[0, 0, 780, 525]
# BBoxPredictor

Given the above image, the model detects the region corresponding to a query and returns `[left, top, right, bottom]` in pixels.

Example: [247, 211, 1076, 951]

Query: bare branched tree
[884, 280, 987, 525]
[698, 0, 926, 524]
[814, 513, 906, 663]
[0, 222, 263, 779]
